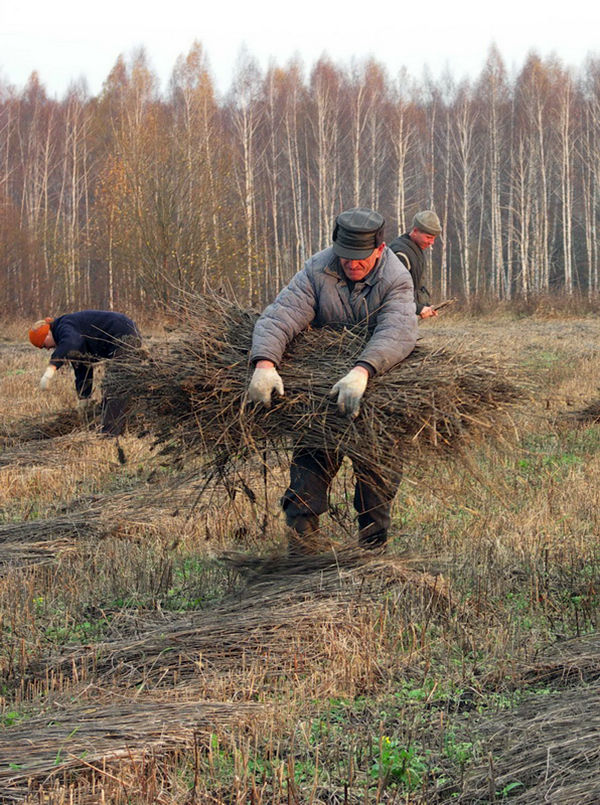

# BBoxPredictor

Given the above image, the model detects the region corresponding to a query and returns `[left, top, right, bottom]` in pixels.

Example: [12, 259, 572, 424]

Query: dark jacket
[250, 246, 417, 375]
[388, 233, 430, 315]
[49, 310, 139, 398]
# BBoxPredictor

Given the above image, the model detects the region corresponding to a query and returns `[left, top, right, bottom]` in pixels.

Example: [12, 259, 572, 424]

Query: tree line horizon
[1, 42, 599, 316]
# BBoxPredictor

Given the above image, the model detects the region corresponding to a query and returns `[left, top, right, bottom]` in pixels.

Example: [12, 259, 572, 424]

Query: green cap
[413, 210, 442, 236]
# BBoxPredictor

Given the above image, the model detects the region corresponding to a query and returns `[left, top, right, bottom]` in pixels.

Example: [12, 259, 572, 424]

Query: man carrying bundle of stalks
[247, 208, 417, 556]
[28, 310, 141, 437]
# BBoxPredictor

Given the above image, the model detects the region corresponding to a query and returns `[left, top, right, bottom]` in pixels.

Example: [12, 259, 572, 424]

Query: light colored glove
[329, 366, 369, 419]
[39, 365, 57, 390]
[248, 366, 284, 408]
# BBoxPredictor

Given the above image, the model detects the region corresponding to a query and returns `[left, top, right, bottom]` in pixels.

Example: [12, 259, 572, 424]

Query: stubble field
[1, 311, 600, 804]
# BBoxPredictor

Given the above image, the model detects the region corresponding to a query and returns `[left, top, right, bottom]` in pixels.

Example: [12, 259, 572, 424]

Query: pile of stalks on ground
[107, 292, 524, 485]
[0, 407, 89, 447]
[569, 399, 600, 424]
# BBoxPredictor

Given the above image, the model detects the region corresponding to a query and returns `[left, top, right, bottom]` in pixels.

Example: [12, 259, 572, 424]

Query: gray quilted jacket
[250, 246, 417, 375]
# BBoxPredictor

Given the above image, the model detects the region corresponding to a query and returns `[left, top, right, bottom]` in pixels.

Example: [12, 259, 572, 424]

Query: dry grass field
[2, 311, 600, 803]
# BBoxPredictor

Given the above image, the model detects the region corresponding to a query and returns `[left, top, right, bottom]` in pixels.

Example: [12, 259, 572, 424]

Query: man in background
[247, 207, 417, 555]
[28, 310, 140, 437]
[389, 210, 442, 319]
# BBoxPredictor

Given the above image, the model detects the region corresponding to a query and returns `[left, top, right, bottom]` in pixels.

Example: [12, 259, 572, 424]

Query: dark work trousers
[281, 447, 402, 538]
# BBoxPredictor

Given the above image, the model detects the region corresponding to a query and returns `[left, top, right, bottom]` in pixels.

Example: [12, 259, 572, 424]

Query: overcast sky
[2, 0, 600, 99]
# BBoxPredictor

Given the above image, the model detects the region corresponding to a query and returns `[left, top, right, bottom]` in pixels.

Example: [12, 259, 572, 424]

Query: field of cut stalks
[2, 311, 600, 804]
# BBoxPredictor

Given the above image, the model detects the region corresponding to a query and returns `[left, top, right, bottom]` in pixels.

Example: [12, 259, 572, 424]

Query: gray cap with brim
[332, 208, 385, 259]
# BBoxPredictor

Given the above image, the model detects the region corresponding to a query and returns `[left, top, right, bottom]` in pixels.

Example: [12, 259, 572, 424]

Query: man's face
[410, 228, 437, 250]
[339, 244, 384, 281]
[42, 331, 56, 349]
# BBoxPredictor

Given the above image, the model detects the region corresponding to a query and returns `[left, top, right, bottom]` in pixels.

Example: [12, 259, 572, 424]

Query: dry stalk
[106, 293, 524, 488]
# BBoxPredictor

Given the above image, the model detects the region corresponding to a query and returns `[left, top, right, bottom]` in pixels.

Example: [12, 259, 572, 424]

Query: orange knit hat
[28, 317, 54, 348]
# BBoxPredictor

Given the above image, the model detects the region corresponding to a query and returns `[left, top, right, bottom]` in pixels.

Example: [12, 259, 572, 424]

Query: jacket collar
[401, 232, 424, 255]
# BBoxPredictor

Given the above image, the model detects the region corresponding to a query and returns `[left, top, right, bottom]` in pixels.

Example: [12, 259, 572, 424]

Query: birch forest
[2, 43, 600, 315]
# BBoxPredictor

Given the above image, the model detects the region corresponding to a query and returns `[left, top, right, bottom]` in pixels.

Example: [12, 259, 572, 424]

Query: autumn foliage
[1, 44, 599, 315]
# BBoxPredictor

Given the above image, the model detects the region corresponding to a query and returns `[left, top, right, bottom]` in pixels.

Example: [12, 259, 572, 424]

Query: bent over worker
[247, 208, 417, 555]
[389, 210, 442, 319]
[28, 310, 140, 436]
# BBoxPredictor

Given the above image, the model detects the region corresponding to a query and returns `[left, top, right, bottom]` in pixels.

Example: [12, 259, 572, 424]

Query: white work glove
[248, 365, 284, 408]
[329, 366, 369, 419]
[39, 365, 57, 390]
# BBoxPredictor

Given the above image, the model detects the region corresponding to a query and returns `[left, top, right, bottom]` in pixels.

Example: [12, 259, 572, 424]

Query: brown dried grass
[0, 432, 154, 521]
[454, 684, 600, 803]
[3, 316, 600, 802]
[0, 408, 87, 447]
[26, 550, 458, 693]
[0, 697, 263, 797]
[0, 550, 468, 802]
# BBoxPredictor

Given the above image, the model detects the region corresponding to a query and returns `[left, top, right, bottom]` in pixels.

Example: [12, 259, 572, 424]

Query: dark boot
[358, 525, 388, 550]
[287, 515, 322, 557]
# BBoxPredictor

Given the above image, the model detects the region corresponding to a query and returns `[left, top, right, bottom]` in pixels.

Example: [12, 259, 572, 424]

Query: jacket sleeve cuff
[355, 361, 375, 377]
[252, 356, 278, 368]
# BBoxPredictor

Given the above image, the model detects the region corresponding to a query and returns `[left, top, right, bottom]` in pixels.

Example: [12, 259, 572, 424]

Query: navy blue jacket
[49, 310, 139, 398]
